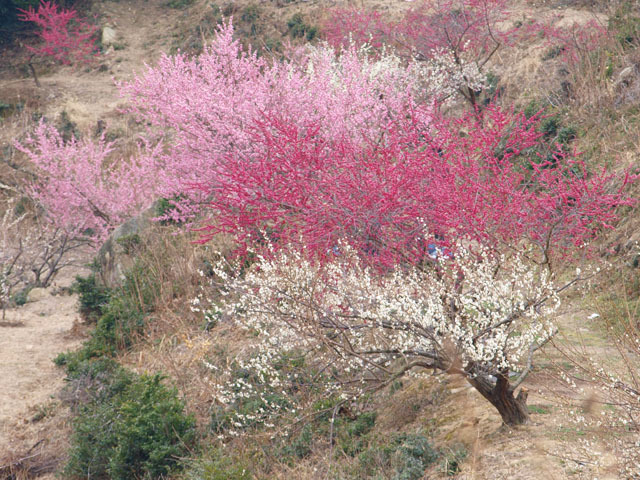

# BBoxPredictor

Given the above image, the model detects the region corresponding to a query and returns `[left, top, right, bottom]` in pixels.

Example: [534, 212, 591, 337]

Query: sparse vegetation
[287, 13, 317, 41]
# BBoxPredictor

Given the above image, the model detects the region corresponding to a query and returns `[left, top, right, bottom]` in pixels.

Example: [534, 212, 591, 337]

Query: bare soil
[0, 266, 88, 476]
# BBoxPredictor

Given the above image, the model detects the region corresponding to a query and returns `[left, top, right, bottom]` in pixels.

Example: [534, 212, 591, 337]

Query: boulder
[101, 25, 117, 47]
[27, 287, 48, 303]
[96, 206, 156, 288]
[615, 65, 636, 90]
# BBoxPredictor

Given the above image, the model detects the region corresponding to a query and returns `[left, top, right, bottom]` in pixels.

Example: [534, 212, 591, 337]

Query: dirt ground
[0, 266, 89, 477]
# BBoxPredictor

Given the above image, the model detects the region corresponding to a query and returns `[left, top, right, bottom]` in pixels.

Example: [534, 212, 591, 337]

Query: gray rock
[27, 287, 49, 303]
[615, 66, 637, 90]
[96, 205, 156, 288]
[101, 26, 117, 47]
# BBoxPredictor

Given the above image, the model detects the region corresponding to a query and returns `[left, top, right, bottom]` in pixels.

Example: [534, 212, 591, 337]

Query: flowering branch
[207, 243, 563, 426]
[18, 0, 98, 86]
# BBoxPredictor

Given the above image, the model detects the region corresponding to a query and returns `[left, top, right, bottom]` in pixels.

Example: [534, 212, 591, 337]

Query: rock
[615, 66, 636, 89]
[27, 288, 48, 303]
[614, 65, 640, 107]
[96, 205, 156, 288]
[101, 25, 117, 47]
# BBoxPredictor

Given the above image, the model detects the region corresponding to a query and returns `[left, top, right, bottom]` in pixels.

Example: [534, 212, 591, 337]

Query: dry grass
[0, 400, 75, 480]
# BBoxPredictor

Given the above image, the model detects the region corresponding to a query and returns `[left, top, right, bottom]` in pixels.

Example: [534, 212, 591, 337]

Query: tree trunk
[466, 370, 529, 426]
[27, 59, 41, 88]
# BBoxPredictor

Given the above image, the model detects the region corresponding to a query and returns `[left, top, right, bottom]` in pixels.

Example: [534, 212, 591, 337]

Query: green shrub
[57, 260, 155, 366]
[393, 433, 439, 480]
[357, 432, 439, 480]
[282, 424, 314, 459]
[346, 411, 376, 438]
[65, 370, 196, 480]
[240, 4, 261, 36]
[116, 233, 141, 255]
[287, 13, 317, 41]
[60, 356, 132, 407]
[166, 0, 195, 9]
[73, 274, 111, 323]
[11, 285, 31, 306]
[184, 448, 252, 480]
[58, 110, 79, 143]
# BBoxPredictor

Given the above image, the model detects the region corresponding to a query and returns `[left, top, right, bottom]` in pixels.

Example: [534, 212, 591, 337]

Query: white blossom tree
[206, 243, 574, 427]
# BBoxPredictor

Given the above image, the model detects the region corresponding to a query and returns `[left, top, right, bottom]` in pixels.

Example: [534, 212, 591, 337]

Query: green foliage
[183, 448, 252, 480]
[523, 100, 541, 119]
[73, 274, 111, 323]
[57, 258, 157, 366]
[346, 411, 377, 438]
[240, 4, 261, 36]
[0, 102, 17, 119]
[263, 36, 282, 53]
[609, 1, 640, 48]
[287, 13, 317, 41]
[393, 433, 439, 480]
[165, 0, 195, 9]
[241, 4, 260, 23]
[282, 424, 314, 459]
[528, 404, 551, 414]
[540, 116, 560, 138]
[58, 110, 79, 143]
[481, 71, 501, 105]
[358, 433, 439, 480]
[116, 233, 142, 255]
[515, 103, 579, 173]
[11, 285, 31, 306]
[338, 412, 377, 456]
[64, 366, 196, 480]
[12, 196, 30, 216]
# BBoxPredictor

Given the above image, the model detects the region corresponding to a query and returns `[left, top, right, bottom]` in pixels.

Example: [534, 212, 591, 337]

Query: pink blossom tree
[120, 22, 428, 224]
[15, 122, 160, 244]
[18, 0, 98, 86]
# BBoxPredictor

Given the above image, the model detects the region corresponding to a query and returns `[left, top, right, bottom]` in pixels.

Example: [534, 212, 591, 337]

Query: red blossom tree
[18, 0, 98, 86]
[196, 104, 631, 268]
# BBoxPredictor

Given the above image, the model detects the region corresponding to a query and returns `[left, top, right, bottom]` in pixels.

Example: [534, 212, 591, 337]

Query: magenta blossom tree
[195, 105, 631, 268]
[18, 0, 98, 86]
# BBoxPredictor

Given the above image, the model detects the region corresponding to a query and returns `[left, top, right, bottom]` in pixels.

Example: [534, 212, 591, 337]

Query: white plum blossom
[202, 240, 562, 429]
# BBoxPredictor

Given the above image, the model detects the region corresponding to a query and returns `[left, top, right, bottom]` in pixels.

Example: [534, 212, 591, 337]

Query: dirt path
[0, 267, 88, 468]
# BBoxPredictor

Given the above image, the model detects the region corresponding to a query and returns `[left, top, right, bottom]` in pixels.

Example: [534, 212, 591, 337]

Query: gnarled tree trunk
[467, 370, 529, 426]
